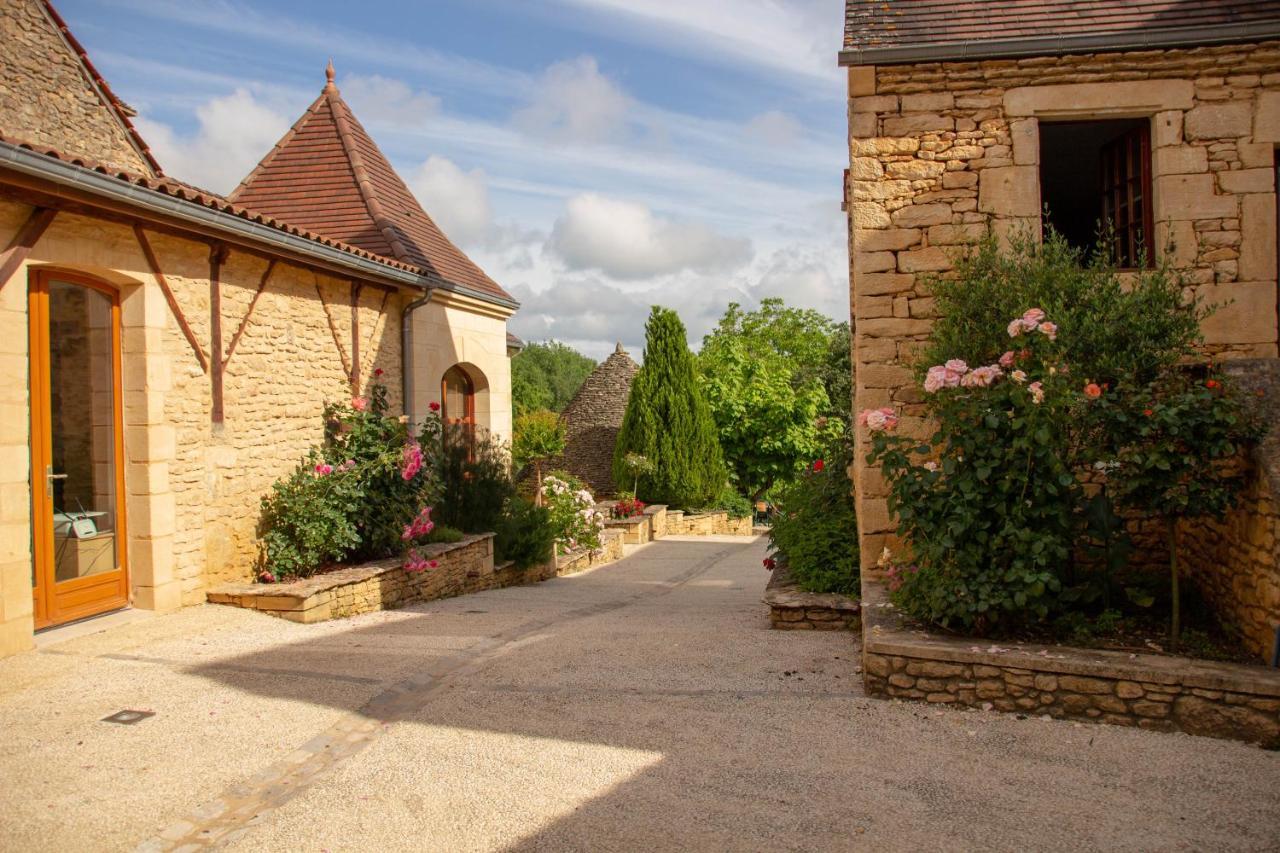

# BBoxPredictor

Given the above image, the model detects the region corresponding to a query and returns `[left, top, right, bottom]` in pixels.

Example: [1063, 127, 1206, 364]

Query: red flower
[429, 401, 441, 412]
[1083, 383, 1102, 399]
[763, 558, 776, 571]
[374, 368, 384, 378]
[1205, 379, 1220, 389]
[1143, 408, 1154, 417]
[813, 459, 825, 472]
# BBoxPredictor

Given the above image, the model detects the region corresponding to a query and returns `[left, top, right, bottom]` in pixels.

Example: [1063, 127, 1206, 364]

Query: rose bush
[541, 473, 605, 553]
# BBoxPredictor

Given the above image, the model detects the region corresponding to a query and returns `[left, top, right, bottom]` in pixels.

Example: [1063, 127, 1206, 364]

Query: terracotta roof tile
[843, 0, 1280, 61]
[0, 131, 431, 276]
[230, 68, 512, 302]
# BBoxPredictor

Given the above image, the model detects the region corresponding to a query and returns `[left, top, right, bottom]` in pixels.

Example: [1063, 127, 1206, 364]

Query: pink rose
[1011, 369, 1027, 383]
[998, 350, 1015, 368]
[1038, 321, 1058, 341]
[1028, 381, 1045, 405]
[924, 365, 947, 394]
[1008, 318, 1025, 338]
[944, 359, 969, 374]
[859, 407, 898, 432]
[314, 463, 333, 475]
[351, 397, 368, 412]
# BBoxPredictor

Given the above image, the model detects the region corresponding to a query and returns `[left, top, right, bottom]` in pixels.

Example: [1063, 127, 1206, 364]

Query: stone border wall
[861, 581, 1280, 745]
[597, 503, 753, 541]
[764, 565, 860, 631]
[208, 529, 627, 623]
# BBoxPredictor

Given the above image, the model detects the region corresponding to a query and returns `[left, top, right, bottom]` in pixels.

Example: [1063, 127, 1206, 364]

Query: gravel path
[1, 535, 1277, 852]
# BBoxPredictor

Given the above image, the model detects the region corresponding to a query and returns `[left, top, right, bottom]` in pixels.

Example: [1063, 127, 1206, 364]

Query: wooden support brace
[209, 243, 229, 424]
[350, 281, 363, 394]
[315, 278, 351, 381]
[0, 206, 56, 290]
[224, 258, 275, 368]
[134, 226, 209, 374]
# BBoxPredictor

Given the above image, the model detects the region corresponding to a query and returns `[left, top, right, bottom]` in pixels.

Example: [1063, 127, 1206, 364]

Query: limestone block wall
[410, 292, 513, 446]
[0, 200, 415, 654]
[847, 44, 1280, 571]
[0, 0, 153, 175]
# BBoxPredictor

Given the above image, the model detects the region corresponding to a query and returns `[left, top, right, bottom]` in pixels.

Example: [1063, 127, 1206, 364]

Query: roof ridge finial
[324, 59, 337, 93]
[615, 341, 625, 354]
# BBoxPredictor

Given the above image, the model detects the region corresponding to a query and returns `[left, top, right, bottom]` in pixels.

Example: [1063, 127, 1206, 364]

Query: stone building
[0, 0, 517, 656]
[554, 343, 640, 498]
[841, 1, 1280, 657]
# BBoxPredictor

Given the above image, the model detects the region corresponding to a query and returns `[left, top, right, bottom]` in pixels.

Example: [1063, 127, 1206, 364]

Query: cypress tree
[613, 306, 725, 508]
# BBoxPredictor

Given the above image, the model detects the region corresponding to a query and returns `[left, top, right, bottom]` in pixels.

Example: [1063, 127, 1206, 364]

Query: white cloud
[550, 0, 844, 85]
[512, 57, 632, 145]
[340, 74, 440, 127]
[408, 155, 492, 247]
[547, 193, 751, 279]
[135, 88, 289, 193]
[745, 110, 803, 147]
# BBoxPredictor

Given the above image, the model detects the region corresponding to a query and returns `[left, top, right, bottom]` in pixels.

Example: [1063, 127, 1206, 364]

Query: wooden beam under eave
[209, 243, 230, 425]
[350, 281, 363, 395]
[133, 225, 210, 374]
[224, 258, 275, 368]
[0, 206, 56, 290]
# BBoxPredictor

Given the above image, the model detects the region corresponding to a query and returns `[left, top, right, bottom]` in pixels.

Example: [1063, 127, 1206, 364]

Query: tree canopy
[698, 298, 845, 499]
[511, 341, 596, 417]
[613, 307, 725, 508]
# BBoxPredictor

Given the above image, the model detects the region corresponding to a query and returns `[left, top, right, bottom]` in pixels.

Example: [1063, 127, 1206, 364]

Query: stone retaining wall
[209, 529, 627, 623]
[861, 581, 1280, 745]
[664, 510, 753, 537]
[764, 565, 860, 631]
[605, 514, 650, 545]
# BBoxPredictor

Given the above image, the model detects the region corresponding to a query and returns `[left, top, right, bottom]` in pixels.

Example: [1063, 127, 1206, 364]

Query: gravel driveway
[1, 535, 1277, 852]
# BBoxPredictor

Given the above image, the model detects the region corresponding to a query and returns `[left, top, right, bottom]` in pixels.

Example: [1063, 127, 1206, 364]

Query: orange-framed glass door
[29, 270, 129, 629]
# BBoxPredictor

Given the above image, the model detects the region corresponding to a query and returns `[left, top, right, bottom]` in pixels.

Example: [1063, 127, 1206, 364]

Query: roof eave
[0, 141, 520, 311]
[839, 20, 1280, 66]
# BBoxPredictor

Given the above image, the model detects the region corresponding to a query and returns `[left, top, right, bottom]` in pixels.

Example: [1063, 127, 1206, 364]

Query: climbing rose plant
[541, 473, 605, 553]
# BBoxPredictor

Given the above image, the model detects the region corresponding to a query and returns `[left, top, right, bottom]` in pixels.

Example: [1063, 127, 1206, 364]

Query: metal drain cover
[102, 709, 154, 725]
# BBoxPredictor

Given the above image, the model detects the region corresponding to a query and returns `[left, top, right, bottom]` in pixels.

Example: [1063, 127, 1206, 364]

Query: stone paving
[1, 536, 1279, 851]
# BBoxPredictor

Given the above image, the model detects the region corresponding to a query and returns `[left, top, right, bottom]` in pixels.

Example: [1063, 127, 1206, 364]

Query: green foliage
[869, 229, 1262, 637]
[511, 341, 596, 416]
[541, 472, 605, 552]
[495, 498, 556, 569]
[819, 322, 853, 426]
[699, 299, 844, 499]
[512, 409, 567, 494]
[260, 381, 440, 578]
[924, 229, 1204, 387]
[259, 456, 364, 578]
[618, 452, 654, 495]
[614, 306, 726, 508]
[768, 443, 859, 595]
[704, 484, 753, 519]
[422, 524, 465, 545]
[433, 423, 516, 535]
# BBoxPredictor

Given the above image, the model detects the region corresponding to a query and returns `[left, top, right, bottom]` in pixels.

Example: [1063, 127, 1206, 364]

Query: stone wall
[861, 582, 1280, 745]
[847, 44, 1280, 572]
[764, 565, 860, 631]
[1178, 359, 1280, 661]
[552, 344, 639, 498]
[0, 200, 511, 656]
[0, 0, 153, 175]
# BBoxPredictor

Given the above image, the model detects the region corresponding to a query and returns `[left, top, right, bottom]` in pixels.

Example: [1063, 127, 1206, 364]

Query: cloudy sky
[62, 0, 848, 360]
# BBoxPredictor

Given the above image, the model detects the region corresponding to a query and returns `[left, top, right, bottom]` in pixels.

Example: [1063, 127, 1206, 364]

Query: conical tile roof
[230, 64, 511, 303]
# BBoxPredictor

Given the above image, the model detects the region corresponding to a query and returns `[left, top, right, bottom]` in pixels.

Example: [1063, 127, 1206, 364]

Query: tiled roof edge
[839, 20, 1280, 66]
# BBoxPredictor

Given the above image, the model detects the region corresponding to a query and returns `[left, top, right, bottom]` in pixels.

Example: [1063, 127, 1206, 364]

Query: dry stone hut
[553, 342, 639, 498]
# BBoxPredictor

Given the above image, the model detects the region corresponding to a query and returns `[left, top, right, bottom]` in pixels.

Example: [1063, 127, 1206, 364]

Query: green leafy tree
[512, 409, 567, 503]
[614, 306, 726, 508]
[511, 341, 596, 416]
[699, 299, 843, 500]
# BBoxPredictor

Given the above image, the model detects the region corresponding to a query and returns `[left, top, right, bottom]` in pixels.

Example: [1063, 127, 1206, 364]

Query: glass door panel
[30, 272, 128, 628]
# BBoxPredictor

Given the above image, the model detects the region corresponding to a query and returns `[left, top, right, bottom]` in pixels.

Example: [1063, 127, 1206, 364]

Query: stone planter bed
[208, 528, 626, 623]
[860, 579, 1280, 745]
[596, 503, 754, 541]
[764, 564, 860, 631]
[604, 514, 650, 545]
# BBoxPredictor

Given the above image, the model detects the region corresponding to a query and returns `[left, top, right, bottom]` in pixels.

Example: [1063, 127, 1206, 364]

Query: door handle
[46, 465, 67, 497]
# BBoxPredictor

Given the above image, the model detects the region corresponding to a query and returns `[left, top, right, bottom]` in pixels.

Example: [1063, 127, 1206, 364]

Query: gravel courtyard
[1, 535, 1277, 852]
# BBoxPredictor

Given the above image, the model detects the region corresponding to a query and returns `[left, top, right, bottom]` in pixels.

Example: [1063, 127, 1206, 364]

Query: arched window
[441, 365, 476, 451]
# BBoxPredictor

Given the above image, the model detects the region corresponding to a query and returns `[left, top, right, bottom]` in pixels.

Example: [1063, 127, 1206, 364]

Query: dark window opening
[1039, 119, 1153, 268]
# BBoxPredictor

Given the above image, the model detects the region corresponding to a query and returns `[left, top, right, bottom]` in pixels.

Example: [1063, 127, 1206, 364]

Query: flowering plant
[611, 493, 646, 519]
[541, 473, 605, 553]
[401, 506, 441, 574]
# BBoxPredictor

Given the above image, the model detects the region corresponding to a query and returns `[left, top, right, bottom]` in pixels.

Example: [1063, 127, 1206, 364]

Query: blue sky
[60, 0, 848, 359]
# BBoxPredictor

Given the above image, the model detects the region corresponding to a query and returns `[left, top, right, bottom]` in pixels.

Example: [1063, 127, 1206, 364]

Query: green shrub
[260, 380, 440, 579]
[512, 408, 566, 493]
[495, 497, 556, 569]
[768, 442, 859, 596]
[434, 423, 516, 534]
[705, 485, 753, 519]
[614, 306, 726, 508]
[541, 471, 605, 552]
[422, 524, 465, 545]
[260, 455, 364, 578]
[868, 230, 1260, 637]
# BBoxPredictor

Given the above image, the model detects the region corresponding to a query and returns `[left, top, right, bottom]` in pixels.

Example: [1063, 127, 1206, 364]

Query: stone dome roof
[556, 342, 639, 497]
